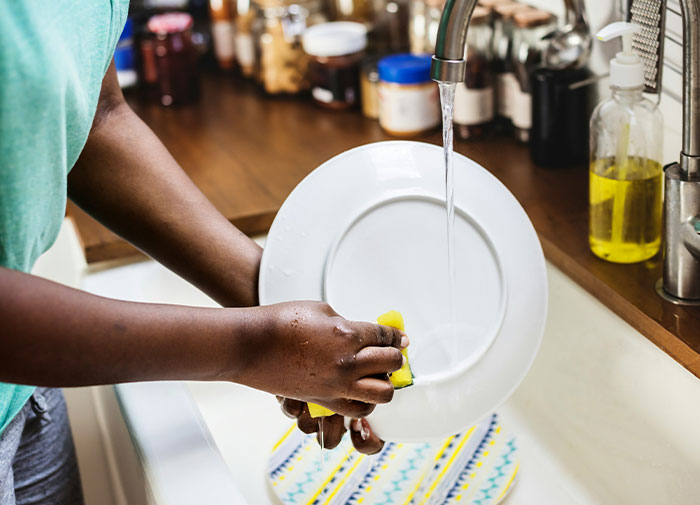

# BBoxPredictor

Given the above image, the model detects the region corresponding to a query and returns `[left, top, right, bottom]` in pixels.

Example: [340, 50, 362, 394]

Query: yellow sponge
[308, 403, 335, 418]
[308, 310, 414, 418]
[376, 311, 413, 389]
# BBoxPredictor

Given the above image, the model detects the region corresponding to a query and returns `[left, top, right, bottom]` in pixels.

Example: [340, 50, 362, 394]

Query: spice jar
[302, 22, 367, 109]
[146, 13, 200, 106]
[492, 2, 532, 128]
[510, 8, 555, 143]
[251, 0, 327, 94]
[377, 54, 439, 137]
[454, 6, 494, 140]
[360, 58, 380, 118]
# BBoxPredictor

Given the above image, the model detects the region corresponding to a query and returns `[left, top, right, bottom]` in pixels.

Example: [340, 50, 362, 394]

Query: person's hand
[236, 301, 408, 418]
[278, 398, 385, 454]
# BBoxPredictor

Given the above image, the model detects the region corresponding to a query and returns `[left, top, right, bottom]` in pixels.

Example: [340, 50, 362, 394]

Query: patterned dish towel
[268, 413, 519, 505]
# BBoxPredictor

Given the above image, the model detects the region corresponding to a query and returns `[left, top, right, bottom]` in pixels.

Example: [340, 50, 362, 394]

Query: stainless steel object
[430, 0, 477, 82]
[627, 0, 666, 94]
[542, 0, 592, 70]
[656, 0, 700, 303]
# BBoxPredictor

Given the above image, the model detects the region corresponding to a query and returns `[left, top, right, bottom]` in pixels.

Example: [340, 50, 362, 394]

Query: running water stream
[439, 82, 458, 337]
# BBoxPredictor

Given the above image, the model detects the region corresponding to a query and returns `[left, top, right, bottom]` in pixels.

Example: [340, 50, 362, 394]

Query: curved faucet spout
[679, 0, 700, 177]
[430, 0, 479, 82]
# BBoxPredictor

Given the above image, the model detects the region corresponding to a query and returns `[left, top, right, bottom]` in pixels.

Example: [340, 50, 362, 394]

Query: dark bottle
[530, 66, 595, 168]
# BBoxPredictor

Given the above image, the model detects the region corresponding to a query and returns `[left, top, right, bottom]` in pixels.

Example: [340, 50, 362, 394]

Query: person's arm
[0, 266, 405, 417]
[68, 63, 259, 308]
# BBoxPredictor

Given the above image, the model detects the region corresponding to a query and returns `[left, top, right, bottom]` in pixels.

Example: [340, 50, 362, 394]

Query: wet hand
[278, 398, 385, 454]
[243, 301, 407, 418]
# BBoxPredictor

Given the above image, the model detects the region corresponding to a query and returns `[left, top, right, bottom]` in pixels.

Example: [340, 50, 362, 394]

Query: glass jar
[492, 2, 532, 127]
[251, 0, 327, 94]
[146, 13, 200, 106]
[370, 0, 410, 54]
[330, 0, 374, 22]
[377, 53, 439, 136]
[510, 9, 555, 143]
[235, 0, 257, 77]
[409, 0, 444, 55]
[360, 58, 380, 118]
[453, 6, 494, 139]
[302, 22, 367, 109]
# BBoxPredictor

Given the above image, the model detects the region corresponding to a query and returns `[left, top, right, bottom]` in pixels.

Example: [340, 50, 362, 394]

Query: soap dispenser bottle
[589, 22, 664, 264]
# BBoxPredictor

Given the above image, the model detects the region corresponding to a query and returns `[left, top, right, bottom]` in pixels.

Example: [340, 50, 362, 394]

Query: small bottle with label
[209, 0, 236, 70]
[454, 6, 494, 140]
[491, 2, 532, 131]
[510, 8, 555, 143]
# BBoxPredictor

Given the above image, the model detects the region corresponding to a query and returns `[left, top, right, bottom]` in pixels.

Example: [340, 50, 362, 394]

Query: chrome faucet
[432, 0, 700, 304]
[659, 0, 700, 304]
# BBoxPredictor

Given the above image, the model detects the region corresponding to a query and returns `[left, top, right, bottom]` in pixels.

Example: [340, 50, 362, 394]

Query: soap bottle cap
[597, 22, 644, 89]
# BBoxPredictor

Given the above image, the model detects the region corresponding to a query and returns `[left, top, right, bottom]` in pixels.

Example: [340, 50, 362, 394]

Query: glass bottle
[453, 6, 494, 139]
[509, 9, 555, 143]
[491, 2, 531, 130]
[589, 22, 664, 263]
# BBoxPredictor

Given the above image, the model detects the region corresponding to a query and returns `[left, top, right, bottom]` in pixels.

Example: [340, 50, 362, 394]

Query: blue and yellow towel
[268, 413, 519, 505]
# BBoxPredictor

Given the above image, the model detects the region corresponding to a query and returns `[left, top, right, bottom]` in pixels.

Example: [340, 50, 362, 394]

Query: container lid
[302, 22, 368, 57]
[378, 54, 433, 84]
[513, 9, 553, 28]
[147, 13, 193, 34]
[597, 22, 644, 88]
[493, 2, 531, 20]
[471, 6, 491, 25]
[477, 0, 514, 8]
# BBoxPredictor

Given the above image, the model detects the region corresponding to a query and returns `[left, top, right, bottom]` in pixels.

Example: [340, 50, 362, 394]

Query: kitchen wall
[529, 0, 684, 164]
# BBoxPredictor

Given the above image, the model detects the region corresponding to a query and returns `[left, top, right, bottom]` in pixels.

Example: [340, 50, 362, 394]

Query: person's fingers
[324, 399, 375, 418]
[345, 376, 395, 405]
[279, 397, 304, 419]
[353, 346, 404, 376]
[316, 414, 346, 450]
[352, 322, 408, 350]
[296, 405, 320, 434]
[349, 418, 384, 455]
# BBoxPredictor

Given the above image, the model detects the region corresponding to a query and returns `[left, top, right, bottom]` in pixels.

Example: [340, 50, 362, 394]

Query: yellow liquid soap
[589, 157, 663, 263]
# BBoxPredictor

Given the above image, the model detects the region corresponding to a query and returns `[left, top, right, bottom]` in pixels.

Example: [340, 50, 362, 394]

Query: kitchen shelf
[68, 72, 700, 380]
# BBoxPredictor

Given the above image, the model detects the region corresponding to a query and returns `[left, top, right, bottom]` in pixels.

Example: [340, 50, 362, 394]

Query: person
[0, 3, 406, 503]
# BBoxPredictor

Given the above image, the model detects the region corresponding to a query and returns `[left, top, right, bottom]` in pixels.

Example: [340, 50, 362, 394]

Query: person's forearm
[0, 267, 256, 387]
[68, 66, 261, 308]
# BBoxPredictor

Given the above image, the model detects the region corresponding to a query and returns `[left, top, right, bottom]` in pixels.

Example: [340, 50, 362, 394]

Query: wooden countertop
[68, 73, 700, 380]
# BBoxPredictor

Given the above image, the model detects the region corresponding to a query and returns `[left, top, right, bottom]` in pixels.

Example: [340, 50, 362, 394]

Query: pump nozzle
[597, 22, 643, 88]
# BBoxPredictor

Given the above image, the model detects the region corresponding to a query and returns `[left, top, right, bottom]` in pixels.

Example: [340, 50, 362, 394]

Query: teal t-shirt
[0, 1, 128, 434]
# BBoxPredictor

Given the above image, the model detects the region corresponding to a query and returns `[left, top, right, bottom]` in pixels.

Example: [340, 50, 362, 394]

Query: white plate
[259, 141, 547, 442]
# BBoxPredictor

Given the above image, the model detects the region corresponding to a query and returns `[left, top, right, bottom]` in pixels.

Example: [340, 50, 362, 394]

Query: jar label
[496, 72, 517, 118]
[378, 84, 440, 133]
[454, 85, 494, 125]
[212, 20, 236, 62]
[312, 86, 334, 104]
[235, 32, 255, 67]
[511, 84, 532, 130]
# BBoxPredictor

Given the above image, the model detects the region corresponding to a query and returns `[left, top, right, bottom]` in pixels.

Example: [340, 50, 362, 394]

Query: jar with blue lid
[377, 53, 440, 136]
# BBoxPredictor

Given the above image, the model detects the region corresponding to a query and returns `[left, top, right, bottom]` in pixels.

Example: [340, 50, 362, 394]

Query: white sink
[76, 242, 700, 505]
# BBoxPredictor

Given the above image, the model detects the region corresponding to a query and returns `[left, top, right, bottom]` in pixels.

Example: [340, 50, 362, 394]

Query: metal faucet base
[661, 162, 700, 302]
[656, 278, 700, 305]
